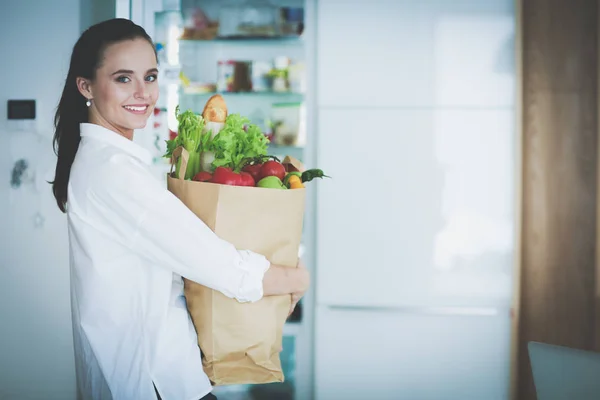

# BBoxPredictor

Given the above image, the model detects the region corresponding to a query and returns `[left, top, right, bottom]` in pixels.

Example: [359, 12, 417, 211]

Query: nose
[133, 79, 150, 101]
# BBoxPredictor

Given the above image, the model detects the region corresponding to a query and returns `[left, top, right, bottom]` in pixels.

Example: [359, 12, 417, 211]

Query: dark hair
[51, 18, 156, 213]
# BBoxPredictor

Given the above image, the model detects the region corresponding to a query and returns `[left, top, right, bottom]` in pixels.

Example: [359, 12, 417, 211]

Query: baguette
[202, 94, 228, 123]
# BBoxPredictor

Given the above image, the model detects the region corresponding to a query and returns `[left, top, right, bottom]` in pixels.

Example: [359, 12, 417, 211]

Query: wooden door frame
[595, 0, 600, 356]
[509, 0, 523, 399]
[510, 0, 600, 397]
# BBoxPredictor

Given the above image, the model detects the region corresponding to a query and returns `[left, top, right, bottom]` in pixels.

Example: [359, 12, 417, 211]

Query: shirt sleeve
[86, 154, 270, 303]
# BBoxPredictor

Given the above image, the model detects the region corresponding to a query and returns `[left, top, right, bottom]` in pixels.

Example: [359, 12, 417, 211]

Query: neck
[88, 111, 134, 141]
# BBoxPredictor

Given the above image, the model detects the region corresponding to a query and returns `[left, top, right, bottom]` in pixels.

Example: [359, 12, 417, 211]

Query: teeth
[124, 105, 147, 111]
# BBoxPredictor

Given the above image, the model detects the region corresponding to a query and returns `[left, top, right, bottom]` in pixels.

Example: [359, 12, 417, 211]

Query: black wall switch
[7, 100, 36, 120]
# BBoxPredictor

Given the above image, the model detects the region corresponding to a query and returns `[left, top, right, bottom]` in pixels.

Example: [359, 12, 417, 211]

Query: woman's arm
[86, 155, 308, 303]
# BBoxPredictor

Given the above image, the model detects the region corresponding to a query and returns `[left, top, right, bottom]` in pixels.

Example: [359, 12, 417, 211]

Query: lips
[123, 104, 149, 114]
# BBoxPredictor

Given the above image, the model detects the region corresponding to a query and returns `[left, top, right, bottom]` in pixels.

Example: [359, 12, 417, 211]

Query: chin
[131, 119, 149, 129]
[123, 114, 151, 129]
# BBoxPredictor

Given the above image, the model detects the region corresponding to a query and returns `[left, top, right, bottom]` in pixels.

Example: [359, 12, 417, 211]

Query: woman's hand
[288, 293, 302, 318]
[262, 258, 310, 298]
[288, 259, 308, 317]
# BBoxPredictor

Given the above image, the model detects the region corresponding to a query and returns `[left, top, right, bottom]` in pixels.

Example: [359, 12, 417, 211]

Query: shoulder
[73, 143, 163, 207]
[92, 150, 149, 183]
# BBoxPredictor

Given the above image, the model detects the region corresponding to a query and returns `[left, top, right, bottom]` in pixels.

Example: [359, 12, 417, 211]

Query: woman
[51, 18, 309, 400]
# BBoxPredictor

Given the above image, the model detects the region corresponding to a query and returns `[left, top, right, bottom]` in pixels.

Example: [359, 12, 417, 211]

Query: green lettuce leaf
[164, 106, 205, 179]
[210, 114, 269, 172]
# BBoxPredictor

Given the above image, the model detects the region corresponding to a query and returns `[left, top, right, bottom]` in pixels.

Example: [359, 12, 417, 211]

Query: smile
[123, 105, 148, 113]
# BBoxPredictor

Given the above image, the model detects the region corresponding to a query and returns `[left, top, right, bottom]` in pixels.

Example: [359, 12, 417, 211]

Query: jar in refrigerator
[251, 61, 272, 92]
[271, 102, 304, 146]
[271, 56, 291, 92]
[231, 62, 253, 92]
[217, 60, 235, 92]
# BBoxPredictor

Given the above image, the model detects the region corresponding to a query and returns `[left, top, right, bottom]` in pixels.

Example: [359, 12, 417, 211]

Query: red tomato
[211, 167, 242, 186]
[241, 163, 263, 183]
[192, 171, 212, 182]
[239, 172, 255, 187]
[259, 160, 286, 181]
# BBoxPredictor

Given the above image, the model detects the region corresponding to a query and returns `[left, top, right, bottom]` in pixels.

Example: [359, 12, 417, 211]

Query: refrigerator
[312, 0, 517, 399]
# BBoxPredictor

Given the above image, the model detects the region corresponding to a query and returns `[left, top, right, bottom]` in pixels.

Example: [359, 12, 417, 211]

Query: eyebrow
[111, 68, 159, 75]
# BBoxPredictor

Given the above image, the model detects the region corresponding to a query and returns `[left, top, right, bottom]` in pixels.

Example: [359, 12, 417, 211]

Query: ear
[76, 77, 93, 101]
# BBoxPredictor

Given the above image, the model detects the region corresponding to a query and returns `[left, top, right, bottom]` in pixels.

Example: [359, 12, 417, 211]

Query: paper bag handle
[170, 146, 189, 180]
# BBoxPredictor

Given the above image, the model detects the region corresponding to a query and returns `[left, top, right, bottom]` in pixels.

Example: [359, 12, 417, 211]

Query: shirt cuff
[234, 250, 270, 303]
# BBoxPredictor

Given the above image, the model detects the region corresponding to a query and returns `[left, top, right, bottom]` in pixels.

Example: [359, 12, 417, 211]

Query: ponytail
[51, 72, 88, 213]
[51, 18, 155, 213]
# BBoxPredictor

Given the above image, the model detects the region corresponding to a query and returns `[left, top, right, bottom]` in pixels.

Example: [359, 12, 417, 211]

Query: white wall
[0, 1, 80, 399]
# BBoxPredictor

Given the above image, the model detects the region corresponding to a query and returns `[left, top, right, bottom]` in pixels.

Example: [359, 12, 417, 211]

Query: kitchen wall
[79, 0, 119, 32]
[0, 1, 80, 399]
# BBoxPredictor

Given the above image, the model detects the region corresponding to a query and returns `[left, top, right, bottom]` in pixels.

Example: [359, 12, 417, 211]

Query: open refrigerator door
[130, 1, 313, 398]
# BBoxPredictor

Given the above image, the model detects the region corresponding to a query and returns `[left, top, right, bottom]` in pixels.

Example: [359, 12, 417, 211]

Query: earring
[86, 99, 91, 107]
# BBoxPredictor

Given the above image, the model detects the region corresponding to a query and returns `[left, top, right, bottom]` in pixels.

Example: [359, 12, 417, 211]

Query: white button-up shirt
[67, 123, 270, 400]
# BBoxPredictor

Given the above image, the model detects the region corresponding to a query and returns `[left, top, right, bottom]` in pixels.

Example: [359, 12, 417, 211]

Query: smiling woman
[49, 18, 309, 400]
[76, 39, 159, 140]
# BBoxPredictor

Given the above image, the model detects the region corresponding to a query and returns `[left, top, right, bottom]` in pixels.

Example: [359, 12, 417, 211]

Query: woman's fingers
[287, 292, 303, 317]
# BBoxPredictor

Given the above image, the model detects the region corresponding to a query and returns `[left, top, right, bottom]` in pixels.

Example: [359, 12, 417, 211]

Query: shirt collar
[80, 123, 152, 165]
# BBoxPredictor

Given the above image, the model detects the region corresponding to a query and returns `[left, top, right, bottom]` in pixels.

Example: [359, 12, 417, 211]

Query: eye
[116, 76, 130, 83]
[146, 74, 158, 82]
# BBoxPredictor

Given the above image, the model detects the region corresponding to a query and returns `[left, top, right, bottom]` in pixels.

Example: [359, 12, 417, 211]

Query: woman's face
[77, 38, 159, 140]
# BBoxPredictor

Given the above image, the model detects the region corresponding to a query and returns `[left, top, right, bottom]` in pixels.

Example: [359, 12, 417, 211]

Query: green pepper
[301, 169, 330, 183]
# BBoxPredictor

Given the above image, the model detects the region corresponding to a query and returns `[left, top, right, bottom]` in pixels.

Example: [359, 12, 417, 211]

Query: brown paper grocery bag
[166, 146, 305, 385]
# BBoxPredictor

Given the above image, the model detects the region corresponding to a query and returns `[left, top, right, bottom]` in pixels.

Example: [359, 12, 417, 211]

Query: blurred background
[1, 0, 598, 399]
